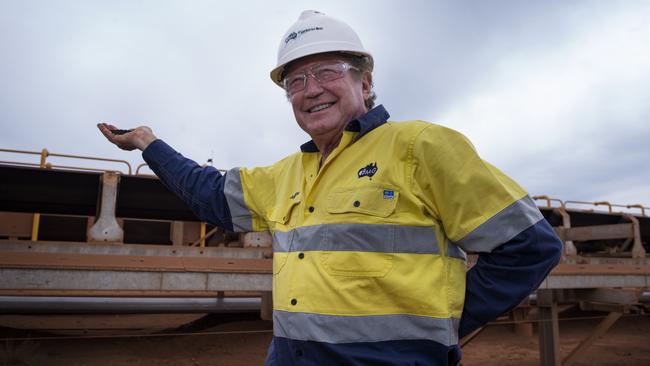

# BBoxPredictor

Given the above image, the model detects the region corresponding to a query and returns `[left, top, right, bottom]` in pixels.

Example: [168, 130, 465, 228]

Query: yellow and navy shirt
[144, 105, 562, 366]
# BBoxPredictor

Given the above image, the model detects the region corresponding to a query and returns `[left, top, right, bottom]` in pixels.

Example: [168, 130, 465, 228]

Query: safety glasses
[283, 62, 360, 96]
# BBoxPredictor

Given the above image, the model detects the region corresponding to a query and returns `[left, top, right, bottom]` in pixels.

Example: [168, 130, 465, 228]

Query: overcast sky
[1, 1, 648, 210]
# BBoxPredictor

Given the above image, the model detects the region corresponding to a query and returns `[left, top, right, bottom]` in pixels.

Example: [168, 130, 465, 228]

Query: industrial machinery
[1, 147, 648, 365]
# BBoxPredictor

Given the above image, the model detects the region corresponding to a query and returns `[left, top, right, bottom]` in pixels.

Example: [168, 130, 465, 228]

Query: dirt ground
[1, 312, 649, 366]
[461, 314, 650, 365]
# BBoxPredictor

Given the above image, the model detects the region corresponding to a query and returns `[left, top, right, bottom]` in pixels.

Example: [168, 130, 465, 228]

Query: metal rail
[0, 148, 133, 174]
[0, 296, 261, 314]
[135, 162, 152, 175]
[613, 203, 647, 216]
[533, 195, 564, 208]
[535, 195, 648, 217]
[563, 199, 649, 216]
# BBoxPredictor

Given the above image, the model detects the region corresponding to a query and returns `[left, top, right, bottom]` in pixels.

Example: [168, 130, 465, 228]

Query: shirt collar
[300, 104, 390, 153]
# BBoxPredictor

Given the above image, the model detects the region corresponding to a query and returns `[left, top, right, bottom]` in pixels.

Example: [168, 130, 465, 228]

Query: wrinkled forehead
[283, 52, 349, 77]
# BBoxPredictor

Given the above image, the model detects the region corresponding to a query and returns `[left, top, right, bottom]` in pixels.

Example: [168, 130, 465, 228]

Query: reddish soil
[1, 313, 648, 365]
[461, 314, 650, 365]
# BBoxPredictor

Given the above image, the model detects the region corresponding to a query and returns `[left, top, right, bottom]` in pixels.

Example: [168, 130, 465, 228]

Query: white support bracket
[554, 208, 577, 257]
[621, 213, 646, 259]
[88, 172, 124, 243]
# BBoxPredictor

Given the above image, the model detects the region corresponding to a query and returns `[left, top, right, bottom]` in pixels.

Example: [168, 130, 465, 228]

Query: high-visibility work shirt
[143, 105, 562, 366]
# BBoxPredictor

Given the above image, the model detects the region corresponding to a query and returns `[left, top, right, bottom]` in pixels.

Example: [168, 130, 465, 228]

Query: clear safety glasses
[283, 62, 360, 96]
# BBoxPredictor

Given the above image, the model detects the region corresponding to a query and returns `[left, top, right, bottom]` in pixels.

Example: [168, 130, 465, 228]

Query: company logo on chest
[357, 162, 378, 179]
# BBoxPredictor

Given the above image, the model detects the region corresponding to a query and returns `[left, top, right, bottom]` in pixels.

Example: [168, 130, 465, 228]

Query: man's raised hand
[97, 123, 157, 151]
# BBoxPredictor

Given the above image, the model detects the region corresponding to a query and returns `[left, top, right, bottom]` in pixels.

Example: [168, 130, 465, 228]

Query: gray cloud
[1, 0, 648, 208]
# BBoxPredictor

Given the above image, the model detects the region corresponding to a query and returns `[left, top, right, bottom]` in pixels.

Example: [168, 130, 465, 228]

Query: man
[99, 10, 562, 366]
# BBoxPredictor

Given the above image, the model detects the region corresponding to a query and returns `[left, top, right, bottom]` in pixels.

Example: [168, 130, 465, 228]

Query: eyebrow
[284, 60, 346, 78]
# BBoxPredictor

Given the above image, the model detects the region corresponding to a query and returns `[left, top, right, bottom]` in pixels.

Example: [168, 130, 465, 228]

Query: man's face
[285, 53, 372, 142]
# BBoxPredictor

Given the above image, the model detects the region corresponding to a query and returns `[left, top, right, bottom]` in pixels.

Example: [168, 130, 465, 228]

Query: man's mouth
[308, 103, 334, 113]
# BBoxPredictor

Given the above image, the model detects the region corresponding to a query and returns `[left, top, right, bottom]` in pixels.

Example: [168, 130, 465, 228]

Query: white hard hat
[270, 10, 373, 88]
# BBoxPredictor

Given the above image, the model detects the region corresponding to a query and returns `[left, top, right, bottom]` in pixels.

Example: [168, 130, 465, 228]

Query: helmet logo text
[285, 27, 324, 44]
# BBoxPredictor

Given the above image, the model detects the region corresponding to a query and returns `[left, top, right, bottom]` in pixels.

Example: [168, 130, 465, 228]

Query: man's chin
[300, 119, 334, 133]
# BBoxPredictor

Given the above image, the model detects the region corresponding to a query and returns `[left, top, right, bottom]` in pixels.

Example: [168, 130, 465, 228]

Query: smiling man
[283, 52, 372, 162]
[98, 10, 562, 366]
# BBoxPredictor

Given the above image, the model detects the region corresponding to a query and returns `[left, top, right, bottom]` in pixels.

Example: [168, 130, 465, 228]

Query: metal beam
[563, 224, 633, 241]
[540, 274, 648, 289]
[1, 246, 647, 292]
[540, 264, 650, 289]
[0, 289, 257, 297]
[0, 268, 271, 292]
[0, 296, 261, 314]
[0, 251, 271, 273]
[538, 290, 561, 366]
[0, 240, 267, 259]
[573, 288, 641, 305]
[562, 311, 622, 366]
[260, 291, 273, 321]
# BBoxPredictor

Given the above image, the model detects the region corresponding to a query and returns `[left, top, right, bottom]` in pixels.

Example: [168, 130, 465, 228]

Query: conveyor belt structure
[0, 159, 648, 366]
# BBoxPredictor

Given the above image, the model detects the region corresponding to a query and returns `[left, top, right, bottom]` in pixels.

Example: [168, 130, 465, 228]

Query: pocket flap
[269, 199, 301, 224]
[326, 187, 398, 218]
[321, 252, 393, 277]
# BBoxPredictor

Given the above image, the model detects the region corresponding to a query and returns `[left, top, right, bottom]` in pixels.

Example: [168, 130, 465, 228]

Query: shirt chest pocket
[322, 186, 399, 277]
[326, 186, 399, 218]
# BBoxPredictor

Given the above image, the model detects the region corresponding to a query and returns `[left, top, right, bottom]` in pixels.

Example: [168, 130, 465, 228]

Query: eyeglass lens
[284, 63, 349, 94]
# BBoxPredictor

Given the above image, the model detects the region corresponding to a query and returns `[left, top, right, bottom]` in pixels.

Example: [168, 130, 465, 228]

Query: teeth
[309, 103, 332, 113]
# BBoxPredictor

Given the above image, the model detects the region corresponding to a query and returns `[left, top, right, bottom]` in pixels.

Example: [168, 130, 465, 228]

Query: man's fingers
[98, 124, 117, 142]
[98, 123, 126, 138]
[97, 123, 111, 137]
[98, 123, 152, 151]
[97, 123, 127, 147]
[98, 123, 112, 132]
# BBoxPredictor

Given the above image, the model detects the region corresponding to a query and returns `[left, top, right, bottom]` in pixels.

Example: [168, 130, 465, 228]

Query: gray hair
[344, 54, 376, 110]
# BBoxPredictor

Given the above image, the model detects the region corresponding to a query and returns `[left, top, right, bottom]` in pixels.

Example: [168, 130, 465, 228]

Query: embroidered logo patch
[358, 162, 378, 179]
[383, 189, 394, 199]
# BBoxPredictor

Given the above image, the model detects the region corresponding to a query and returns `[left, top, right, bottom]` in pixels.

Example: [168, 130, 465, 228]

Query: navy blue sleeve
[142, 139, 234, 231]
[458, 219, 562, 338]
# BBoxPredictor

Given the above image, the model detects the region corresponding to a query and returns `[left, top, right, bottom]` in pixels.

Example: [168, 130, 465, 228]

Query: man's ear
[361, 71, 373, 99]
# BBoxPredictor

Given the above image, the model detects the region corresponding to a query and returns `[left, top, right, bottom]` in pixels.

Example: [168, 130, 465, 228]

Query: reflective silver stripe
[445, 242, 467, 261]
[272, 224, 439, 254]
[273, 310, 459, 346]
[223, 167, 253, 232]
[454, 195, 543, 253]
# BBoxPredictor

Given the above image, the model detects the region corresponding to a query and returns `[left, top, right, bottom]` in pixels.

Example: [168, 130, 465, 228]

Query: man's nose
[304, 73, 324, 96]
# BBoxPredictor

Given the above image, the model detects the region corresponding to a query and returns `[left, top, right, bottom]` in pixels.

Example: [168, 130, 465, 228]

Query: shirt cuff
[142, 139, 174, 166]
